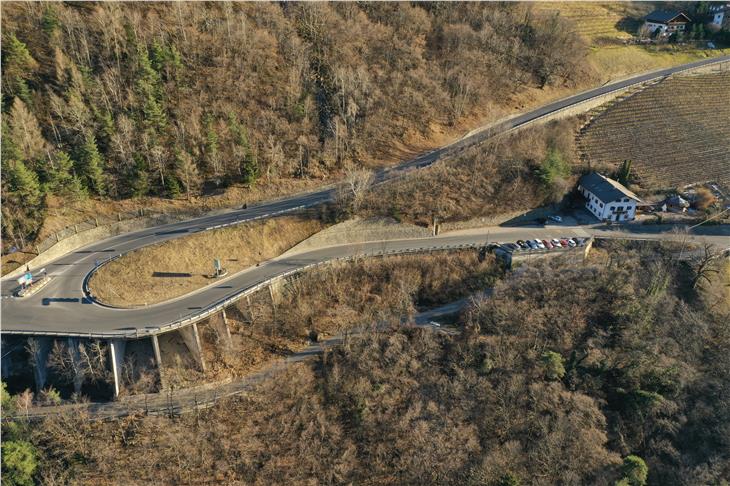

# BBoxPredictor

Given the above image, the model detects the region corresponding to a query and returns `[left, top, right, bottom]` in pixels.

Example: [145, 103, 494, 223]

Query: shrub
[1, 440, 37, 486]
[541, 351, 566, 381]
[39, 387, 61, 406]
[537, 149, 570, 187]
[1, 381, 16, 414]
[619, 455, 648, 486]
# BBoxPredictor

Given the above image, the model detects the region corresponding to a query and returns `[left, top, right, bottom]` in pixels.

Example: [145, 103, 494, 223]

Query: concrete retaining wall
[3, 211, 222, 280]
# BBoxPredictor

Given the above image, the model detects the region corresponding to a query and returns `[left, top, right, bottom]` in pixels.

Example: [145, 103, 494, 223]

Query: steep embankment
[578, 71, 730, 190]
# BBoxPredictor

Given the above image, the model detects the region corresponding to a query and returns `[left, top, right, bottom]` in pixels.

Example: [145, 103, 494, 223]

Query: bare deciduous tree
[47, 340, 111, 386]
[340, 162, 373, 213]
[690, 243, 722, 290]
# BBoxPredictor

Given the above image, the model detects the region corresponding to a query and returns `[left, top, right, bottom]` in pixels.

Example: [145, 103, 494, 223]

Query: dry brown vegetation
[5, 243, 730, 485]
[579, 72, 730, 191]
[160, 250, 502, 389]
[88, 215, 324, 307]
[359, 117, 582, 225]
[2, 1, 593, 251]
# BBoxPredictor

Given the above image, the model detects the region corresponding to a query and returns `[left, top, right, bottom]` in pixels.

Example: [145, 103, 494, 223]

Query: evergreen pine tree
[129, 153, 150, 198]
[135, 44, 162, 100]
[616, 159, 632, 186]
[227, 113, 259, 183]
[143, 96, 167, 131]
[5, 159, 42, 208]
[164, 175, 182, 198]
[135, 43, 167, 132]
[2, 34, 38, 101]
[77, 134, 106, 196]
[1, 118, 23, 162]
[48, 151, 86, 200]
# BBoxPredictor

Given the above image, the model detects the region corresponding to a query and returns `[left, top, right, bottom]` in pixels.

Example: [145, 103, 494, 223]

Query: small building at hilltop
[643, 10, 692, 36]
[578, 172, 641, 222]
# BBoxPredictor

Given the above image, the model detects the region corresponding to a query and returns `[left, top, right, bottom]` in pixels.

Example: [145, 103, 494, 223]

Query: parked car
[526, 240, 537, 249]
[548, 215, 562, 223]
[542, 239, 553, 249]
[575, 238, 587, 247]
[533, 239, 545, 249]
[559, 239, 570, 247]
[565, 238, 577, 247]
[505, 243, 520, 251]
[551, 238, 562, 248]
[516, 240, 528, 249]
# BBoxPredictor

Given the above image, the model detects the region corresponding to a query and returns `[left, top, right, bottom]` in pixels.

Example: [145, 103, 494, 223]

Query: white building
[643, 10, 691, 36]
[578, 172, 641, 222]
[709, 3, 730, 28]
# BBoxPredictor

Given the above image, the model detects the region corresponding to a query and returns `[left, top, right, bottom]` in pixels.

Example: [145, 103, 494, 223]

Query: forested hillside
[0, 2, 590, 250]
[4, 242, 728, 484]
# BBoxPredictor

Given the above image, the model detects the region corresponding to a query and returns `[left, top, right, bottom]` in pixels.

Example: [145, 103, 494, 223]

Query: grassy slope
[88, 215, 324, 307]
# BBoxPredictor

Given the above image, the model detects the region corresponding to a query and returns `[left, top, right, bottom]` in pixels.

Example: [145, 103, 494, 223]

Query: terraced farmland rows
[532, 2, 650, 42]
[578, 72, 730, 190]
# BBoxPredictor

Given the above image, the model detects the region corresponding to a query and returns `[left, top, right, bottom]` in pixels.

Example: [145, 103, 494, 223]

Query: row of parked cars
[501, 237, 588, 252]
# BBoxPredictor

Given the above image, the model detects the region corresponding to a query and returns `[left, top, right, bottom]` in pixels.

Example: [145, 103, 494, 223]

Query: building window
[600, 202, 604, 208]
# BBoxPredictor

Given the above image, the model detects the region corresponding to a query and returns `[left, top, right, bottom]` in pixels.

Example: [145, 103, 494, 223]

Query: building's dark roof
[579, 172, 641, 204]
[645, 10, 691, 24]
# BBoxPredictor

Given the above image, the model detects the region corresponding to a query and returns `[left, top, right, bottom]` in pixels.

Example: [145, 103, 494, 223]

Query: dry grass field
[579, 71, 730, 190]
[88, 215, 325, 307]
[532, 2, 650, 43]
[533, 2, 729, 82]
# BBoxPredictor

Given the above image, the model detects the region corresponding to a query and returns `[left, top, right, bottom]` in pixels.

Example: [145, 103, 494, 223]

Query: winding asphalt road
[2, 55, 729, 339]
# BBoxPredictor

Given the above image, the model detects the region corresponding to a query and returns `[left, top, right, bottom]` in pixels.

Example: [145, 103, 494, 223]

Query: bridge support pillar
[215, 309, 233, 348]
[150, 335, 167, 390]
[245, 295, 253, 323]
[67, 338, 85, 395]
[179, 323, 206, 372]
[269, 279, 283, 306]
[109, 339, 126, 398]
[29, 337, 53, 393]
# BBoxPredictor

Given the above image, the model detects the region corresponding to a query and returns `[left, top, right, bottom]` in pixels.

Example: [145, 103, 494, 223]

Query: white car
[548, 215, 562, 223]
[551, 238, 562, 248]
[533, 239, 546, 249]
